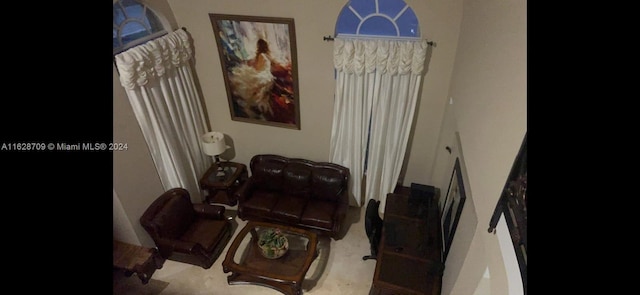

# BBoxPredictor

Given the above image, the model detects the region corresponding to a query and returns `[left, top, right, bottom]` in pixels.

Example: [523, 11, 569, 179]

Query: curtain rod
[323, 34, 435, 46]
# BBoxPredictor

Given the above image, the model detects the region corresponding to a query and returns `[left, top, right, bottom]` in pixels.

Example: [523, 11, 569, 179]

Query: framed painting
[441, 157, 466, 262]
[209, 14, 301, 130]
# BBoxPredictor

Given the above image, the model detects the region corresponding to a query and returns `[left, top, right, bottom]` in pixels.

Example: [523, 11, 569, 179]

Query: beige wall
[113, 189, 140, 245]
[113, 0, 526, 294]
[432, 0, 527, 294]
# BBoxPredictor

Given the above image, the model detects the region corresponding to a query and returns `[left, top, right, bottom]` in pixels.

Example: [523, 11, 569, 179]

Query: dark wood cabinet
[369, 191, 443, 295]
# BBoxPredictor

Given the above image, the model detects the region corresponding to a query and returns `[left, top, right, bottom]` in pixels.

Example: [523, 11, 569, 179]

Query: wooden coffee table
[222, 221, 319, 295]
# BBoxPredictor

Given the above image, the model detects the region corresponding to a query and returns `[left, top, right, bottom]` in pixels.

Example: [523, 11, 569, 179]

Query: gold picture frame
[209, 14, 301, 130]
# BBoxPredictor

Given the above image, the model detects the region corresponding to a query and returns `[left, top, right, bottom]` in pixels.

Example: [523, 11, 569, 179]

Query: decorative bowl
[257, 228, 289, 259]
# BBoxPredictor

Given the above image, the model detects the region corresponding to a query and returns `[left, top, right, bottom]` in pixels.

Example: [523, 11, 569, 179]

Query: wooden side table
[113, 240, 165, 284]
[200, 161, 248, 206]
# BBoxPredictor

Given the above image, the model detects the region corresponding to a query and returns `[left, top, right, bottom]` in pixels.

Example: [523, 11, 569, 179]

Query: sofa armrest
[335, 189, 349, 217]
[334, 199, 348, 219]
[331, 191, 350, 237]
[235, 178, 256, 203]
[155, 238, 204, 257]
[193, 203, 226, 219]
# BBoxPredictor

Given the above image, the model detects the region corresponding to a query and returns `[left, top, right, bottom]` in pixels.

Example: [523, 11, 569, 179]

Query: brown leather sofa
[236, 154, 350, 239]
[140, 188, 232, 269]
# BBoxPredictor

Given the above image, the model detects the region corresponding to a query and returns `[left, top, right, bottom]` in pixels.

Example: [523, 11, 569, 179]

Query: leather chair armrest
[156, 238, 203, 257]
[193, 203, 226, 219]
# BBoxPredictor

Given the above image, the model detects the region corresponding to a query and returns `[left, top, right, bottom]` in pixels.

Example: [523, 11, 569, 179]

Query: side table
[113, 240, 165, 284]
[200, 161, 248, 206]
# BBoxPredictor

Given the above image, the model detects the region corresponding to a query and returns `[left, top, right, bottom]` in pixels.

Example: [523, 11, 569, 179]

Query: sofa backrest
[311, 166, 347, 202]
[283, 162, 313, 198]
[251, 155, 287, 191]
[140, 188, 196, 240]
[250, 154, 349, 202]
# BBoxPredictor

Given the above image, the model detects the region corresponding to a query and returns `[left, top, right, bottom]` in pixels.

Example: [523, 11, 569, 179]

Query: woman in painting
[228, 39, 277, 119]
[228, 38, 294, 122]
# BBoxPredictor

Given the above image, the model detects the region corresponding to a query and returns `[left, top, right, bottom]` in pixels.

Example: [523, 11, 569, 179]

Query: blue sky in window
[335, 0, 419, 37]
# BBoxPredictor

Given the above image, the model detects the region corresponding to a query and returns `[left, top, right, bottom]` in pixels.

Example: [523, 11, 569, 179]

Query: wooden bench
[113, 240, 165, 284]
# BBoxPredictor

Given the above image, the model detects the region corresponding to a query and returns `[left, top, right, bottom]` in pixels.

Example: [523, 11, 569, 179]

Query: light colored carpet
[113, 269, 169, 295]
[115, 205, 376, 295]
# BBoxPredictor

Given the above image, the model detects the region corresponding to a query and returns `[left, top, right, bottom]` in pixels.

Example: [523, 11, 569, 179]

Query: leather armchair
[140, 188, 232, 269]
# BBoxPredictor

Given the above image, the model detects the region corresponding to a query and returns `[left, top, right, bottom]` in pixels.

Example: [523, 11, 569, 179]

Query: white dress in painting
[228, 52, 275, 118]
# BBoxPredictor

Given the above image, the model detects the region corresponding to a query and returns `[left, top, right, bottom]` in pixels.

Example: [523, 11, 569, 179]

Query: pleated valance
[115, 29, 193, 89]
[333, 37, 428, 76]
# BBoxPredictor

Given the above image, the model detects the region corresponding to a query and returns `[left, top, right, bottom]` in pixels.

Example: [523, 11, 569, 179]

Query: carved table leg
[293, 284, 303, 295]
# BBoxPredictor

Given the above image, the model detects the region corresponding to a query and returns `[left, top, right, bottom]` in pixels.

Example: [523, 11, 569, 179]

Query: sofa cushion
[311, 167, 346, 202]
[153, 195, 195, 239]
[300, 199, 336, 230]
[242, 191, 279, 216]
[181, 219, 229, 252]
[282, 163, 312, 198]
[252, 160, 286, 191]
[270, 196, 308, 224]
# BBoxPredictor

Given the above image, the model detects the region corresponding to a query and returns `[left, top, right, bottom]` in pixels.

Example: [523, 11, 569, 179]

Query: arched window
[332, 0, 424, 182]
[113, 0, 168, 54]
[335, 0, 420, 38]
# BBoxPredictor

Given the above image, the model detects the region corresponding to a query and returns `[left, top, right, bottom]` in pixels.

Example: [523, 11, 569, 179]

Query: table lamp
[201, 131, 229, 176]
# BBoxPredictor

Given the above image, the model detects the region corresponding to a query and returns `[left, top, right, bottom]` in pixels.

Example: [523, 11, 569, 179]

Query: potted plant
[257, 228, 289, 259]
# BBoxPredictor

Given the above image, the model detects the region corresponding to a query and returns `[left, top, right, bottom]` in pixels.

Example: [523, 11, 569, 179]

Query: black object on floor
[363, 199, 383, 260]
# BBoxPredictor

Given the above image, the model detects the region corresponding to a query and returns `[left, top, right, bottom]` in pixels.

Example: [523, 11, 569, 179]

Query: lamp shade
[201, 132, 227, 156]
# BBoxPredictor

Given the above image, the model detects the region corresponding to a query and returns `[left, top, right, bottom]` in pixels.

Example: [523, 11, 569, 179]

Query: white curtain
[330, 37, 428, 211]
[114, 29, 211, 202]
